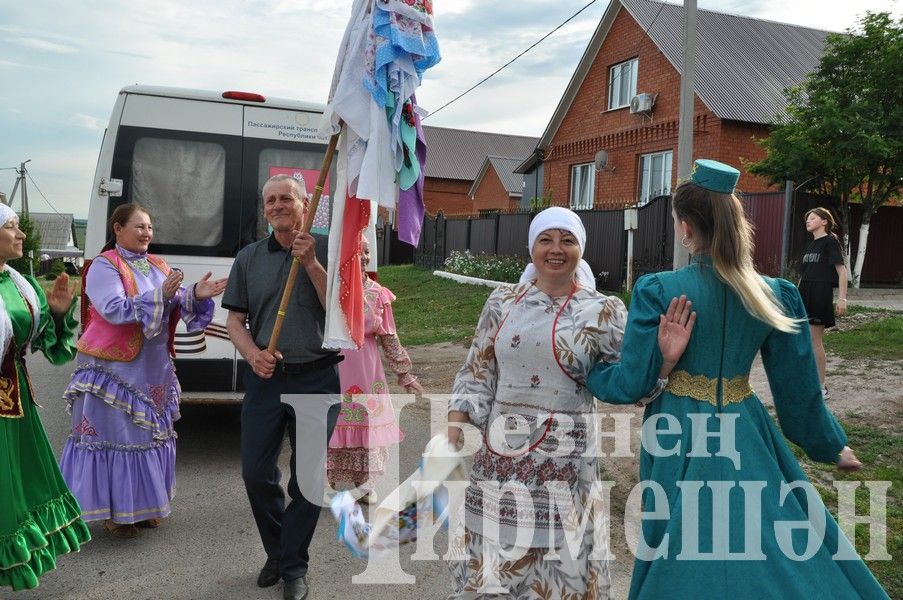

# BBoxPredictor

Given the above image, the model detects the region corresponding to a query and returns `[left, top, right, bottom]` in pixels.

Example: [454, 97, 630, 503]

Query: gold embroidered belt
[665, 370, 753, 407]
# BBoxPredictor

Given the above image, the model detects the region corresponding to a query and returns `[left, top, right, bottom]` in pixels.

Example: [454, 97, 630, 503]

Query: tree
[749, 12, 903, 287]
[9, 212, 41, 277]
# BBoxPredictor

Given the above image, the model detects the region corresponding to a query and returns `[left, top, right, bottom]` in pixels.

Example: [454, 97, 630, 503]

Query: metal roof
[422, 125, 538, 181]
[29, 212, 78, 252]
[621, 0, 829, 123]
[534, 0, 831, 152]
[468, 156, 527, 197]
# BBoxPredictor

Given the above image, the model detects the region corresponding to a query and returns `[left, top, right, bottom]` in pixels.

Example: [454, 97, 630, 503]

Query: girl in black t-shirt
[798, 207, 848, 399]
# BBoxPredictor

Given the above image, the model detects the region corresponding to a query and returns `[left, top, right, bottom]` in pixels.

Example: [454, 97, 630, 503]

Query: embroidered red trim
[483, 281, 576, 457]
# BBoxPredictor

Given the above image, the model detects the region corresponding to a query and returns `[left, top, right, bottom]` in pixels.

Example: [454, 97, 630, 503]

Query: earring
[680, 235, 692, 250]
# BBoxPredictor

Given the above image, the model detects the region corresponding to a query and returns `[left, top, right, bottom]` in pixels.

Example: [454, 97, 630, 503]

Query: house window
[638, 150, 673, 205]
[608, 58, 638, 110]
[570, 163, 595, 210]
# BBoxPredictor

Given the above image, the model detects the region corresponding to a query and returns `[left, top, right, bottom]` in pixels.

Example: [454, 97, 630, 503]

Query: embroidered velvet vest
[0, 341, 28, 418]
[76, 249, 180, 361]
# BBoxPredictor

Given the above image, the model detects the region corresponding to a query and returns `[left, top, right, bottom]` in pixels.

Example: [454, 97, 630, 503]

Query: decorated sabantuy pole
[267, 0, 440, 355]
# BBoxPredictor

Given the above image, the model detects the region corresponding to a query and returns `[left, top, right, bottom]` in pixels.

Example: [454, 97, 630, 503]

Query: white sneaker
[822, 386, 830, 400]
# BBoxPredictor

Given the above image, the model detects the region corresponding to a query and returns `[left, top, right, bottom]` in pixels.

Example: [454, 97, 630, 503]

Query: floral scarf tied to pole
[320, 0, 440, 350]
[330, 434, 465, 558]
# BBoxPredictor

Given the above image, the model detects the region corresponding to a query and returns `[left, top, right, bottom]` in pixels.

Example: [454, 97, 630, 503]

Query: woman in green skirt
[0, 204, 90, 591]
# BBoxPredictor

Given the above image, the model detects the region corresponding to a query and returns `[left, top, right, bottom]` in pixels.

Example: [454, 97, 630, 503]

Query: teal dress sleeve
[587, 274, 665, 404]
[760, 278, 847, 463]
[26, 276, 78, 366]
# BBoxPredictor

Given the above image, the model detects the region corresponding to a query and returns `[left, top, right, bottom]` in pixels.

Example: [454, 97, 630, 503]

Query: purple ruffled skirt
[59, 334, 180, 524]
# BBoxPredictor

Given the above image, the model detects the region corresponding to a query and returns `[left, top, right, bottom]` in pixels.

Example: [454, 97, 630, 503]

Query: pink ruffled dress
[327, 278, 412, 491]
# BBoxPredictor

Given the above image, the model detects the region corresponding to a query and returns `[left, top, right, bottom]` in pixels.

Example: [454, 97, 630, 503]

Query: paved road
[19, 354, 452, 600]
[841, 288, 903, 311]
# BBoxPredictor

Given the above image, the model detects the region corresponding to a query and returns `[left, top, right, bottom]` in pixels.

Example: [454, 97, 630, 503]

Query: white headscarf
[0, 204, 41, 361]
[519, 206, 595, 289]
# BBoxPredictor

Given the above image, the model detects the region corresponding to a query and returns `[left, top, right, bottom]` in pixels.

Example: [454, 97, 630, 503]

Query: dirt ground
[391, 317, 902, 595]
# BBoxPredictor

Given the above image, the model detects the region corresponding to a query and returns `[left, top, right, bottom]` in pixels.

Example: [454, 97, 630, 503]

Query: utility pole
[674, 0, 697, 269]
[781, 180, 793, 276]
[8, 160, 31, 215]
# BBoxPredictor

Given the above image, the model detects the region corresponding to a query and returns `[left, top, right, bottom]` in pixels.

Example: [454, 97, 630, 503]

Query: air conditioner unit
[630, 92, 656, 114]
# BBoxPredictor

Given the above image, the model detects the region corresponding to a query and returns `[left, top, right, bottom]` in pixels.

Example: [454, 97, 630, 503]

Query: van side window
[132, 138, 226, 247]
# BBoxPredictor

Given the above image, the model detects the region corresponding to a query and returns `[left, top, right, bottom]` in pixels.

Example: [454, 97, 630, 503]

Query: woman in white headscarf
[0, 205, 90, 591]
[445, 207, 694, 598]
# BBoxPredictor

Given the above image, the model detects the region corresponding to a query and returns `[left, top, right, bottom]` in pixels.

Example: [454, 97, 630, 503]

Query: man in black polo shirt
[222, 174, 340, 600]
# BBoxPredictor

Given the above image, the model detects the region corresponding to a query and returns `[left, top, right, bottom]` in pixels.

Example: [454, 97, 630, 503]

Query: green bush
[44, 259, 66, 281]
[442, 250, 528, 283]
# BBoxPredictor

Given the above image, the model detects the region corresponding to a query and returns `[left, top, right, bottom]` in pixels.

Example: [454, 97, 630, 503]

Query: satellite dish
[594, 150, 609, 172]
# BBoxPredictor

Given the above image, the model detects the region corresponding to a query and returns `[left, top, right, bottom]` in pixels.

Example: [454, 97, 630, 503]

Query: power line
[426, 0, 599, 119]
[25, 173, 66, 217]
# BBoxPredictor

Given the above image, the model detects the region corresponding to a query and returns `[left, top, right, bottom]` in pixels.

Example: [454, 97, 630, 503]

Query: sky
[1, 0, 899, 218]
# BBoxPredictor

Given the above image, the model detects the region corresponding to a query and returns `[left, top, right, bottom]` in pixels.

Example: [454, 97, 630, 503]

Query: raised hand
[194, 271, 228, 300]
[47, 273, 75, 316]
[658, 295, 697, 374]
[162, 270, 183, 300]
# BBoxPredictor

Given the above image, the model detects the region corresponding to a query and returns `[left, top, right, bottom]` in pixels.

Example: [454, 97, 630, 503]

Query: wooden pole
[266, 127, 341, 355]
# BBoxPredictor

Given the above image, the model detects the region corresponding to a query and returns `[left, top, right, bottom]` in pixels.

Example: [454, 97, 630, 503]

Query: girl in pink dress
[327, 237, 423, 502]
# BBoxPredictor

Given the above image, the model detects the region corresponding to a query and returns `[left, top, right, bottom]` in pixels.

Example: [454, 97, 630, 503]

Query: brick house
[422, 126, 537, 216]
[516, 0, 830, 209]
[469, 156, 526, 213]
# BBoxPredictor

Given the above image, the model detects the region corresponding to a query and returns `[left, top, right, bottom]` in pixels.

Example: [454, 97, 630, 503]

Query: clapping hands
[162, 269, 183, 300]
[194, 271, 228, 300]
[162, 270, 227, 301]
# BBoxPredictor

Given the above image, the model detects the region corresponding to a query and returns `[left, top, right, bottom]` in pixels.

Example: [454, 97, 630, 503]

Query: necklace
[117, 249, 151, 277]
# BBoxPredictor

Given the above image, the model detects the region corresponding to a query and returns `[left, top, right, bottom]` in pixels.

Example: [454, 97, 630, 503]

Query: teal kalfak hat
[691, 159, 740, 194]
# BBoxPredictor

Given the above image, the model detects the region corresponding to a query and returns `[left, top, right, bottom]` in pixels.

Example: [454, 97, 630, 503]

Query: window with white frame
[638, 150, 673, 205]
[570, 163, 595, 210]
[608, 58, 638, 110]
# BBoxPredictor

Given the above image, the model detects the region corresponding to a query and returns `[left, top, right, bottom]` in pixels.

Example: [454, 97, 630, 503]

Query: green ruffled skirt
[0, 383, 90, 591]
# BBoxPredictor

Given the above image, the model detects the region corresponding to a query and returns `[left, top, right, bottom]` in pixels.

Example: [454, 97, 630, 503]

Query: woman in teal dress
[586, 160, 888, 599]
[0, 204, 90, 591]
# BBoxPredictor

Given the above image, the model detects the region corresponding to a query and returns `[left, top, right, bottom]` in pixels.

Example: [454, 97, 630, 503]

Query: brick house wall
[472, 166, 519, 212]
[543, 6, 776, 207]
[423, 178, 473, 216]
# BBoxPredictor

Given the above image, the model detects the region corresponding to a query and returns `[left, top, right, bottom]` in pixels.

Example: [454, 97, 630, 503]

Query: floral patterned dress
[327, 278, 412, 491]
[448, 281, 626, 599]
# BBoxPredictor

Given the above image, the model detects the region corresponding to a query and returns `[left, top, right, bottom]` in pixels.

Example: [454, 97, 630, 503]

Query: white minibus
[85, 85, 334, 399]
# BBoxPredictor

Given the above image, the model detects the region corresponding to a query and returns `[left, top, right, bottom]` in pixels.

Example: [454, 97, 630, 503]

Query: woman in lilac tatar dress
[59, 204, 227, 538]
